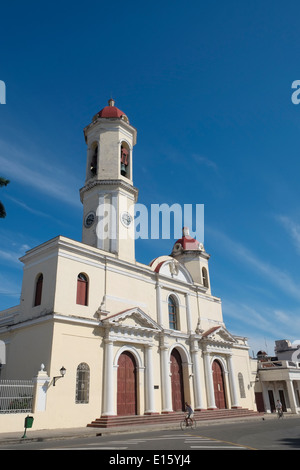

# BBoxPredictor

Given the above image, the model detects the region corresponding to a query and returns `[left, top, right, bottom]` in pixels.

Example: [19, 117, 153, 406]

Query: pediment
[201, 326, 237, 345]
[102, 307, 162, 332]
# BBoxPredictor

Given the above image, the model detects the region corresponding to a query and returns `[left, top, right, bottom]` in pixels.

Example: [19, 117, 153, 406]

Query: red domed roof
[174, 227, 200, 251]
[174, 235, 200, 251]
[96, 98, 128, 121]
[172, 227, 202, 255]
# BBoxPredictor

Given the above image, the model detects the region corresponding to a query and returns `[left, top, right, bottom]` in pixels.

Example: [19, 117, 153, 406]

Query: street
[1, 416, 300, 453]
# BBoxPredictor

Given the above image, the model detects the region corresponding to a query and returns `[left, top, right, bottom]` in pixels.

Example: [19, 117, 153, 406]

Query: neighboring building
[0, 100, 257, 430]
[254, 340, 300, 414]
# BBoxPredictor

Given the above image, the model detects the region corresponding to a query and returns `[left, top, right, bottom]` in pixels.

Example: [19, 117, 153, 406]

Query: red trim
[202, 326, 221, 337]
[154, 261, 164, 273]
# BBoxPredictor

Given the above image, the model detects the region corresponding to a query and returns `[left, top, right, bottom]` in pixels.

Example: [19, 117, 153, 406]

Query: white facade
[0, 100, 257, 430]
[254, 341, 300, 414]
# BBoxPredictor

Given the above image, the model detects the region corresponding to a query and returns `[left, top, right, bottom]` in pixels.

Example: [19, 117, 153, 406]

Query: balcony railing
[258, 360, 300, 370]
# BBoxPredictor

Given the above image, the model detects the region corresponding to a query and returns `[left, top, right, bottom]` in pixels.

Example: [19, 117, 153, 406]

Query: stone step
[87, 408, 261, 428]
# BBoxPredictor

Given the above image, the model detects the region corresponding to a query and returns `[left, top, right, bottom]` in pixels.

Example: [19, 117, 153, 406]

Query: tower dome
[94, 98, 129, 122]
[171, 227, 202, 255]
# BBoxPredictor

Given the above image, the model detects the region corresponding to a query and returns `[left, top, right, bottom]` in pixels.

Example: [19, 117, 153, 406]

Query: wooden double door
[117, 351, 137, 416]
[117, 349, 186, 416]
[212, 360, 227, 409]
[170, 349, 185, 412]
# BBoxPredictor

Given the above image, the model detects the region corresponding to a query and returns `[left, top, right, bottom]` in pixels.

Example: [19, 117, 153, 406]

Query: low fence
[0, 380, 34, 413]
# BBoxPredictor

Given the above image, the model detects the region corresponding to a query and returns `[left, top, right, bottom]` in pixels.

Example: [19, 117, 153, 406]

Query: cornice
[79, 179, 139, 202]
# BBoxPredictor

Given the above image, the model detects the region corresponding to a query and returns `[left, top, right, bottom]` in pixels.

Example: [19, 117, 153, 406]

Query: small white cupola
[171, 227, 211, 293]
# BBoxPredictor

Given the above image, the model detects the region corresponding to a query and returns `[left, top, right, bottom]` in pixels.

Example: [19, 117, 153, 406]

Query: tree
[0, 177, 10, 218]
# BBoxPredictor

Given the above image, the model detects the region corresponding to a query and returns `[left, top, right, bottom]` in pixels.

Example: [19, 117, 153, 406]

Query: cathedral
[0, 100, 257, 430]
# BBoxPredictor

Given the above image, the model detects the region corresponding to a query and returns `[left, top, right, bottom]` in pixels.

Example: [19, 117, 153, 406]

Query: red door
[212, 360, 227, 409]
[170, 349, 185, 411]
[255, 392, 265, 412]
[117, 352, 137, 416]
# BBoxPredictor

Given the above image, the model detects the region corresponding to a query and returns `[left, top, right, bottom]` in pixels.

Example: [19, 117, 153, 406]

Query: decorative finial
[108, 98, 115, 107]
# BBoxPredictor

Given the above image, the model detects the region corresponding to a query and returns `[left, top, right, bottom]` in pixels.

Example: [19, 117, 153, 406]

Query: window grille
[168, 296, 178, 330]
[75, 363, 90, 404]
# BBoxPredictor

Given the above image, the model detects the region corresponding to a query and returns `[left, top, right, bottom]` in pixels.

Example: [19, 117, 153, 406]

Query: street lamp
[53, 366, 66, 386]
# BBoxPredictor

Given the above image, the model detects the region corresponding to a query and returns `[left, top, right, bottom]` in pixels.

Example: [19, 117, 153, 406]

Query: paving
[0, 413, 284, 446]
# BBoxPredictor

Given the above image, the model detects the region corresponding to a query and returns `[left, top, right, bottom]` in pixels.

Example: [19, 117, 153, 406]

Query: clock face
[121, 211, 133, 227]
[84, 212, 95, 228]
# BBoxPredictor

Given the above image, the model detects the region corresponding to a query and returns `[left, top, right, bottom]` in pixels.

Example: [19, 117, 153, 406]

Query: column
[185, 293, 192, 334]
[227, 355, 240, 408]
[160, 343, 172, 413]
[286, 379, 298, 414]
[190, 342, 205, 410]
[156, 281, 163, 327]
[203, 351, 216, 409]
[102, 338, 115, 416]
[145, 345, 157, 414]
[261, 381, 271, 413]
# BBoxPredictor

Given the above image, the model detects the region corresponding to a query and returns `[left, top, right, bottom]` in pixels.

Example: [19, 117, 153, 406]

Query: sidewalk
[0, 413, 284, 445]
[0, 421, 181, 445]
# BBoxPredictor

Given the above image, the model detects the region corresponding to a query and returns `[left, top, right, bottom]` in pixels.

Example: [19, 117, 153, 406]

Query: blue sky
[1, 0, 300, 355]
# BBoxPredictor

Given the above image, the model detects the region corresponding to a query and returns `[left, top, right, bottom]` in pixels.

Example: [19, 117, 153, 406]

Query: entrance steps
[87, 408, 261, 428]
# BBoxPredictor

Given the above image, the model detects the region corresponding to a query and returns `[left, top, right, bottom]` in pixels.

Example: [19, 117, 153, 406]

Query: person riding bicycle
[185, 402, 194, 424]
[276, 400, 283, 417]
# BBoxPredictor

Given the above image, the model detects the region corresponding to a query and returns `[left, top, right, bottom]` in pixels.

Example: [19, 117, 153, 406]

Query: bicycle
[180, 416, 197, 430]
[277, 408, 283, 419]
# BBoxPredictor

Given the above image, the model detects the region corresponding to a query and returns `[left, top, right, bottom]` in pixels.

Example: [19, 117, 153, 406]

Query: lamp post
[53, 366, 66, 386]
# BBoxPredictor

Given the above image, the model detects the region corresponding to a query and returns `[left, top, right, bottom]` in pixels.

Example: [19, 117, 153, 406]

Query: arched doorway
[117, 351, 137, 416]
[170, 349, 185, 411]
[212, 360, 227, 409]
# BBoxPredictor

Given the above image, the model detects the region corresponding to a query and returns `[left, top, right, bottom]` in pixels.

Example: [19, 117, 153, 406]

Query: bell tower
[79, 99, 138, 263]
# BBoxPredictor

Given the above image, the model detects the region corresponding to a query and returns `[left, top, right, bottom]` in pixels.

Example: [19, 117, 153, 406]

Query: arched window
[75, 363, 90, 404]
[34, 274, 43, 306]
[238, 372, 246, 398]
[120, 142, 130, 178]
[90, 144, 98, 177]
[168, 295, 178, 330]
[76, 273, 88, 306]
[202, 267, 209, 288]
